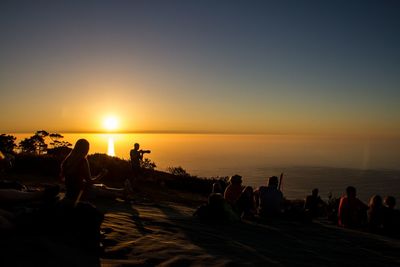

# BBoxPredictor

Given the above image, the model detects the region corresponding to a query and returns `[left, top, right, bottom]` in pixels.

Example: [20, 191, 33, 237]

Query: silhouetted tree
[19, 137, 37, 154]
[34, 131, 48, 154]
[36, 130, 49, 137]
[19, 131, 48, 154]
[0, 134, 17, 154]
[49, 133, 72, 148]
[47, 133, 72, 157]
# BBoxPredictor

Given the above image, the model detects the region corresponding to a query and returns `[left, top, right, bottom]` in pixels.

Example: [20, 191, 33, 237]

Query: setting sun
[103, 116, 119, 131]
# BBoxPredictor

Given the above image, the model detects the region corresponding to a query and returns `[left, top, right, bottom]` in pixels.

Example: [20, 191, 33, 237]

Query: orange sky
[1, 2, 399, 137]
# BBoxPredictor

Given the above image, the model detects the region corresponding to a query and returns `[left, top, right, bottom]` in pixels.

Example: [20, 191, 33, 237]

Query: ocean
[10, 133, 400, 202]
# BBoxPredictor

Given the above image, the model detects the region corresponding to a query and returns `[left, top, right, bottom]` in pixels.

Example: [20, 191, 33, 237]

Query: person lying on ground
[0, 185, 59, 231]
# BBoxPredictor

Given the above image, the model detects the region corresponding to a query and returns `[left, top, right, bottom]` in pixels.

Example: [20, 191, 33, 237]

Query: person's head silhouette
[346, 186, 356, 199]
[229, 174, 242, 185]
[73, 139, 90, 158]
[312, 188, 319, 197]
[268, 176, 279, 188]
[384, 196, 396, 209]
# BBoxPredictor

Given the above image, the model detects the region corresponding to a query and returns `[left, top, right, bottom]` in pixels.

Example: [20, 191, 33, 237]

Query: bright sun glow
[103, 116, 119, 131]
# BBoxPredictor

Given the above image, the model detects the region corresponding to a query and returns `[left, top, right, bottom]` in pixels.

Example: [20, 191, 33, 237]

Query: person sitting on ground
[0, 186, 59, 205]
[383, 196, 400, 237]
[367, 195, 385, 233]
[212, 181, 224, 194]
[60, 139, 125, 203]
[130, 143, 151, 176]
[304, 188, 326, 218]
[236, 186, 256, 220]
[194, 193, 239, 222]
[338, 186, 368, 228]
[0, 186, 60, 231]
[0, 155, 60, 231]
[223, 174, 244, 207]
[255, 176, 283, 218]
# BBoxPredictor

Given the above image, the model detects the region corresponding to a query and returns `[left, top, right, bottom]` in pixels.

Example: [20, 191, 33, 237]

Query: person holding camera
[130, 143, 151, 176]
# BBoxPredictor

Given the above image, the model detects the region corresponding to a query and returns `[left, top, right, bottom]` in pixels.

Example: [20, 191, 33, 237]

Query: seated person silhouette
[236, 186, 256, 219]
[0, 186, 60, 231]
[223, 175, 244, 207]
[0, 154, 60, 231]
[367, 195, 385, 233]
[383, 196, 400, 237]
[194, 193, 239, 222]
[304, 188, 326, 217]
[338, 186, 367, 228]
[212, 181, 224, 194]
[255, 176, 283, 218]
[60, 139, 124, 203]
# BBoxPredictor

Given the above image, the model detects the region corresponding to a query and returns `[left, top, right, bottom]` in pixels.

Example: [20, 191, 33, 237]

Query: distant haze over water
[12, 133, 400, 202]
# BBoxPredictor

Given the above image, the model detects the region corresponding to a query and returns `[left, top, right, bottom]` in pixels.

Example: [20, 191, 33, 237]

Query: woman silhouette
[61, 139, 123, 203]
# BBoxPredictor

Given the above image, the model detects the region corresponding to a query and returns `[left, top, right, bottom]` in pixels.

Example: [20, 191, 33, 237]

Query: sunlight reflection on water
[107, 136, 115, 157]
[11, 133, 400, 201]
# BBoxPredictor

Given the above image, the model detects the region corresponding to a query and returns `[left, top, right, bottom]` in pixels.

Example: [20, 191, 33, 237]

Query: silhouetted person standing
[130, 143, 151, 177]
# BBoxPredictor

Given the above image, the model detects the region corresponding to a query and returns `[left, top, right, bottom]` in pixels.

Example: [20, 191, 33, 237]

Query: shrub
[87, 153, 132, 186]
[13, 153, 61, 176]
[167, 166, 190, 177]
[141, 158, 156, 170]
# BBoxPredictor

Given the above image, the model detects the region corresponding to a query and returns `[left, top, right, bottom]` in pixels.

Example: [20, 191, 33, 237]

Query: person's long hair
[369, 195, 382, 210]
[61, 139, 90, 176]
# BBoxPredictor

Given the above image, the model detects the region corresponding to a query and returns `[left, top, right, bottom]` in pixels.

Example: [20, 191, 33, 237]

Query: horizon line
[3, 129, 291, 135]
[2, 130, 400, 139]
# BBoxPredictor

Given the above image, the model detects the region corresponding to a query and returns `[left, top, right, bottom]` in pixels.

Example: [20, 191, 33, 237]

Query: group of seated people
[2, 139, 400, 241]
[337, 185, 399, 236]
[194, 174, 284, 221]
[194, 174, 400, 238]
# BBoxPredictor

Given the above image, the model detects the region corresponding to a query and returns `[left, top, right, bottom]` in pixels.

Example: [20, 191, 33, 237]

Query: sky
[0, 0, 399, 135]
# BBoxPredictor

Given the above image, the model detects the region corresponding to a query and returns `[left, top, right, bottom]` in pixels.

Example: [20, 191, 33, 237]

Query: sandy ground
[98, 199, 400, 267]
[1, 197, 399, 267]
